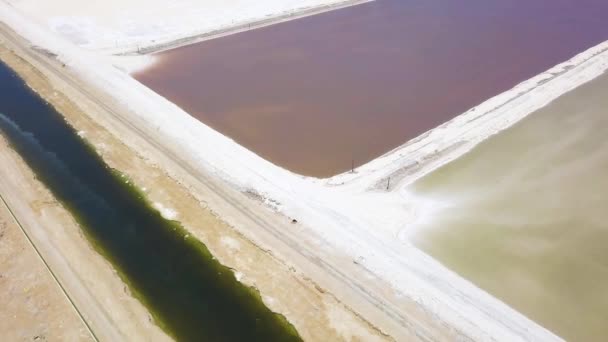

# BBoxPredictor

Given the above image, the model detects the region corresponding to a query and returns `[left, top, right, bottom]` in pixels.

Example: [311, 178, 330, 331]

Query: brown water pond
[134, 0, 608, 177]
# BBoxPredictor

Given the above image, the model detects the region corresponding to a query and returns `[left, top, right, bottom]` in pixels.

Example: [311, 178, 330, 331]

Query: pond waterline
[135, 0, 608, 177]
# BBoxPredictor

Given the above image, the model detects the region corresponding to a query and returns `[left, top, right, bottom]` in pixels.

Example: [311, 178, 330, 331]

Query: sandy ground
[2, 1, 607, 341]
[0, 179, 91, 342]
[0, 28, 396, 342]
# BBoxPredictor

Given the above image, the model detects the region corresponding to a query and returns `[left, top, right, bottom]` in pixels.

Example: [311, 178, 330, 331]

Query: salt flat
[5, 0, 369, 53]
[1, 0, 608, 341]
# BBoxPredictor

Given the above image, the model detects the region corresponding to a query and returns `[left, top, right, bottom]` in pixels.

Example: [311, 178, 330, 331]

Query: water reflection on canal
[0, 62, 300, 341]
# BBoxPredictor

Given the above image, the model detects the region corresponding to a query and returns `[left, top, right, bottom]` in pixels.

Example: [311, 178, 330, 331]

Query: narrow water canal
[0, 61, 300, 341]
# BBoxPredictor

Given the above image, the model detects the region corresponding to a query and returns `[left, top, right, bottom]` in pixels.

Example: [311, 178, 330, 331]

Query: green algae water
[409, 72, 608, 342]
[0, 61, 300, 341]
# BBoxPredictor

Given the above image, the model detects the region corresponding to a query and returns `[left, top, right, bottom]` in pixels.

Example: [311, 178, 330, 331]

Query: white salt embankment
[3, 1, 608, 340]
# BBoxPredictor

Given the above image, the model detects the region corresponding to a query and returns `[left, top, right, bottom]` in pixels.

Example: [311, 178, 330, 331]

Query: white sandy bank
[4, 0, 371, 54]
[3, 1, 608, 340]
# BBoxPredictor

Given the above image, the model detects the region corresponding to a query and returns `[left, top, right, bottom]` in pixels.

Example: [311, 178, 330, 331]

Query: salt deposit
[2, 1, 608, 340]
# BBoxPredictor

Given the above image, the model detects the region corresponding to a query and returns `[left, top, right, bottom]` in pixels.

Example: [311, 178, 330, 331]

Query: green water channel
[0, 61, 301, 341]
[410, 73, 608, 342]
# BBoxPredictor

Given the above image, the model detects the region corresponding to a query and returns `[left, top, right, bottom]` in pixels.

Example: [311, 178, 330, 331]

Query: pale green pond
[411, 72, 608, 342]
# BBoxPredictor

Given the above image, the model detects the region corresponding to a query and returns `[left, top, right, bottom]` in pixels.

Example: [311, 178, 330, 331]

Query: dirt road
[0, 167, 91, 341]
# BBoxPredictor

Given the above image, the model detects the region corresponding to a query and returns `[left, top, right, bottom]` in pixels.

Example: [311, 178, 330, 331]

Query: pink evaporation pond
[134, 0, 608, 177]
